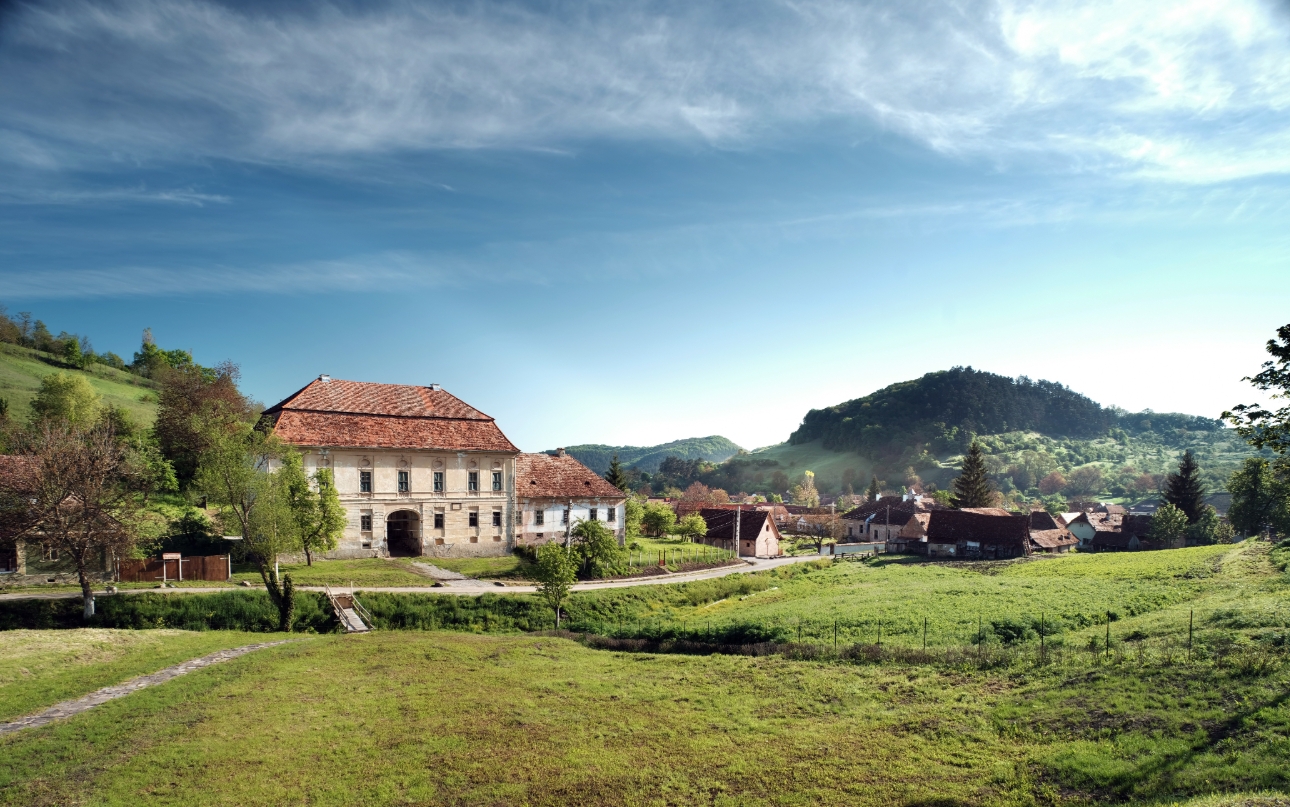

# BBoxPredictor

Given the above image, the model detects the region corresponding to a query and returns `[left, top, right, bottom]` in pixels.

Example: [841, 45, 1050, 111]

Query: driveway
[0, 554, 825, 601]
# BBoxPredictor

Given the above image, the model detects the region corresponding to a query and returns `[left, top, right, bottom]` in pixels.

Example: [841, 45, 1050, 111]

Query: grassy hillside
[0, 343, 158, 427]
[3, 543, 1288, 805]
[557, 435, 743, 474]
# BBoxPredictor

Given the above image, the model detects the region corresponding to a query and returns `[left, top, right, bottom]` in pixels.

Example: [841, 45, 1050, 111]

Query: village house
[697, 507, 782, 558]
[263, 376, 520, 559]
[918, 509, 1032, 559]
[842, 493, 947, 542]
[1027, 510, 1079, 554]
[514, 450, 627, 547]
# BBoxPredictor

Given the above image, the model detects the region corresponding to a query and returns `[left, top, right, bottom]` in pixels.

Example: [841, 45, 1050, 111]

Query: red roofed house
[514, 449, 627, 547]
[698, 507, 782, 558]
[264, 376, 521, 559]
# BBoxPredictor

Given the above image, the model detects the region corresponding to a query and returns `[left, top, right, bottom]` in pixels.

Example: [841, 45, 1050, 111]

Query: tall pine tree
[951, 441, 995, 509]
[866, 475, 881, 502]
[1162, 449, 1206, 523]
[604, 453, 629, 492]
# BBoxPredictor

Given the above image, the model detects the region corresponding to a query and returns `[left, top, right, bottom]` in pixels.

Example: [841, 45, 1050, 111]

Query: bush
[0, 591, 333, 632]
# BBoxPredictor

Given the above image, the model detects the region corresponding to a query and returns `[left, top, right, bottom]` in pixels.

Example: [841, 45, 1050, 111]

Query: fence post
[923, 616, 928, 651]
[834, 618, 838, 649]
[1106, 611, 1111, 660]
[1040, 613, 1045, 664]
[1188, 609, 1194, 663]
[978, 615, 983, 661]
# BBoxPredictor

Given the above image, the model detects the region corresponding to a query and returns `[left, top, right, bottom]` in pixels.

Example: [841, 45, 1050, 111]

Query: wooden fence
[117, 555, 231, 583]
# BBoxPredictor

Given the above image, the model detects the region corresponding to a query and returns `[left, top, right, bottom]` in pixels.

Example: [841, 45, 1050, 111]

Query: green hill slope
[709, 368, 1263, 500]
[554, 436, 743, 475]
[0, 343, 158, 427]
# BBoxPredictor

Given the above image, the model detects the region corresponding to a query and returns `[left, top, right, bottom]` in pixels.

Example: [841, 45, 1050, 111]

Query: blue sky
[2, 0, 1288, 452]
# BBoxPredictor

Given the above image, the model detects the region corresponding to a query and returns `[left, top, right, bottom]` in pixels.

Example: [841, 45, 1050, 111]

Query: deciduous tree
[570, 518, 623, 578]
[1066, 465, 1104, 498]
[1038, 470, 1066, 496]
[194, 415, 300, 631]
[1224, 323, 1290, 455]
[29, 372, 101, 430]
[790, 471, 820, 508]
[641, 502, 676, 537]
[283, 455, 346, 566]
[10, 424, 144, 618]
[1227, 458, 1290, 537]
[534, 542, 576, 628]
[676, 512, 707, 542]
[155, 361, 254, 487]
[1149, 503, 1189, 547]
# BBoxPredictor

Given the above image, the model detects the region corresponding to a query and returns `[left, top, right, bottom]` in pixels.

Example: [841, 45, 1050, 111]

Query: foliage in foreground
[0, 591, 333, 633]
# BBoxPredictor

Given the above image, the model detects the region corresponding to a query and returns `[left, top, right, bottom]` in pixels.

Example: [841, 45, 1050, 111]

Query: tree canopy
[1224, 323, 1290, 455]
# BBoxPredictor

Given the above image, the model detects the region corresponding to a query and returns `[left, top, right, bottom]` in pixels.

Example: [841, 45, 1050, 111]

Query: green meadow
[1, 542, 1287, 805]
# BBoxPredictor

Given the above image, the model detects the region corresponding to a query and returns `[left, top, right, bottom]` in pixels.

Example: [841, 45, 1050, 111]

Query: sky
[1, 0, 1288, 452]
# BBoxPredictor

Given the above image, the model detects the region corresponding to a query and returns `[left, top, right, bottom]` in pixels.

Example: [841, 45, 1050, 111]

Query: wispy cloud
[0, 185, 230, 206]
[1, 0, 1289, 182]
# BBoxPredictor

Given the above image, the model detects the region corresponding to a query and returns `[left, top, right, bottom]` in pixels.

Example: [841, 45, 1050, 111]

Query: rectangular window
[590, 508, 599, 521]
[433, 471, 444, 493]
[492, 471, 502, 491]
[42, 544, 59, 562]
[434, 512, 445, 529]
[468, 510, 479, 527]
[360, 514, 373, 532]
[535, 510, 545, 526]
[468, 471, 479, 492]
[398, 470, 410, 493]
[359, 470, 372, 493]
[492, 511, 502, 527]
[608, 507, 616, 523]
[562, 508, 570, 525]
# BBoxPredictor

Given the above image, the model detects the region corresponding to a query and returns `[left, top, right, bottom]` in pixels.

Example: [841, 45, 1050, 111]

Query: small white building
[514, 450, 627, 547]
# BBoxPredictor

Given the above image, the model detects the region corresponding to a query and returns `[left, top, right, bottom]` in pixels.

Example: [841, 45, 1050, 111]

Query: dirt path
[0, 641, 293, 736]
[0, 554, 825, 601]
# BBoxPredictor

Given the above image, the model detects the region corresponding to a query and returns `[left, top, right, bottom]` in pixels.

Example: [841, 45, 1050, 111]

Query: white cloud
[1, 0, 1289, 181]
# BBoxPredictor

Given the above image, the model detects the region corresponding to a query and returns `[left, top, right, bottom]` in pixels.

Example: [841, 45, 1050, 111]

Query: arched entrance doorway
[386, 511, 422, 557]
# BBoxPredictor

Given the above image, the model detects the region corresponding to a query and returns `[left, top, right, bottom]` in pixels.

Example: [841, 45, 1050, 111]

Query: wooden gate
[117, 555, 232, 583]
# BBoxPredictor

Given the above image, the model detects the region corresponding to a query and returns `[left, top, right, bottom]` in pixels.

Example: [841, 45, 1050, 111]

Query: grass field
[0, 629, 264, 722]
[0, 343, 158, 426]
[570, 543, 1278, 652]
[0, 628, 1287, 805]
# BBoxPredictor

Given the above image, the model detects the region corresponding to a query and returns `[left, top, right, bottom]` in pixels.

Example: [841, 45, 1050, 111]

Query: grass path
[0, 641, 292, 736]
[0, 629, 271, 722]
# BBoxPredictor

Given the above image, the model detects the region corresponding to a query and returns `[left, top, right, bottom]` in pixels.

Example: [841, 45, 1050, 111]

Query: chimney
[556, 447, 566, 457]
[318, 374, 331, 382]
[429, 383, 442, 391]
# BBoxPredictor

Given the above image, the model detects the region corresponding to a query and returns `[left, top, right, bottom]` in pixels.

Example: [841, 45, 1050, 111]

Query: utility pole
[734, 505, 741, 557]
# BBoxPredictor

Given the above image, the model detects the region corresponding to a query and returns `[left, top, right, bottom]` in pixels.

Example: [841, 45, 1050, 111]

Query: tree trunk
[74, 552, 95, 619]
[278, 574, 295, 633]
[304, 547, 313, 566]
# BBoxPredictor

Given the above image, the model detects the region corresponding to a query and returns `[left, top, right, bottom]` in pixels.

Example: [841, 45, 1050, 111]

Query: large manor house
[264, 376, 626, 559]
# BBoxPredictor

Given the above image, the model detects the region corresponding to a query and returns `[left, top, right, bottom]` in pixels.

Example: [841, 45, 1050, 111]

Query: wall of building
[515, 499, 625, 546]
[300, 449, 516, 558]
[0, 541, 113, 586]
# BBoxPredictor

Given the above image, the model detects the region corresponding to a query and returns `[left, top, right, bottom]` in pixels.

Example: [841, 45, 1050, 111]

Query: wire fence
[557, 607, 1289, 671]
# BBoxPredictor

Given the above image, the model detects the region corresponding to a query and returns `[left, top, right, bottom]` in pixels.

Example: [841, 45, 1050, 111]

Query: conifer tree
[1162, 449, 1205, 523]
[950, 441, 995, 509]
[866, 475, 881, 502]
[604, 453, 629, 491]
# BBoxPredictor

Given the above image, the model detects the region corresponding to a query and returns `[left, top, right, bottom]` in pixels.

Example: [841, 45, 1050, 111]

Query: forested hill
[790, 367, 1223, 460]
[553, 436, 743, 475]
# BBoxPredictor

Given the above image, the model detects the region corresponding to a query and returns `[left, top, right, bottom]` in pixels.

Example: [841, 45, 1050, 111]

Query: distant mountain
[790, 366, 1223, 460]
[551, 436, 744, 475]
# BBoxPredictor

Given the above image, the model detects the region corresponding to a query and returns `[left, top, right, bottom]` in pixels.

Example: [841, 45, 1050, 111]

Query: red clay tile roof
[515, 453, 625, 499]
[842, 495, 947, 522]
[265, 377, 516, 452]
[699, 508, 780, 542]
